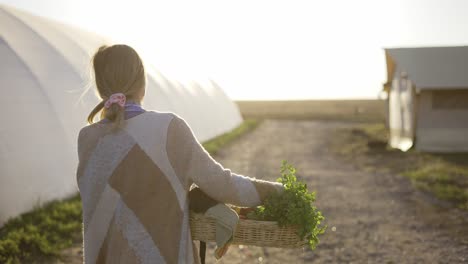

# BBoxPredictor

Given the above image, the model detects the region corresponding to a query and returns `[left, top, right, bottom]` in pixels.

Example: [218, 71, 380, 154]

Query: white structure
[384, 46, 468, 152]
[0, 5, 242, 226]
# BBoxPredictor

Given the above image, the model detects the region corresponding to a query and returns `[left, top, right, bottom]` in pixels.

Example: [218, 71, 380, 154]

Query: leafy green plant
[248, 161, 326, 249]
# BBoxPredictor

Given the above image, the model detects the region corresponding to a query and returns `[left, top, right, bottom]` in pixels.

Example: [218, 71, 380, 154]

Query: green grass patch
[403, 162, 468, 208]
[332, 123, 389, 156]
[0, 195, 82, 264]
[0, 119, 260, 263]
[202, 119, 260, 155]
[331, 123, 468, 209]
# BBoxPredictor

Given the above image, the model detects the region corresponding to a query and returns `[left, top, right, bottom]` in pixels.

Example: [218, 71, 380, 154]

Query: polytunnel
[0, 4, 243, 226]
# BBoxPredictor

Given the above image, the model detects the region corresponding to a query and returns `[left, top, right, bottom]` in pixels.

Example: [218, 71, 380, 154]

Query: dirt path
[60, 120, 468, 263]
[203, 120, 468, 264]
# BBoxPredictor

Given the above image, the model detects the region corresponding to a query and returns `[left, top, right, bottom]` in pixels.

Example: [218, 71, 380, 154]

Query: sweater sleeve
[166, 115, 283, 207]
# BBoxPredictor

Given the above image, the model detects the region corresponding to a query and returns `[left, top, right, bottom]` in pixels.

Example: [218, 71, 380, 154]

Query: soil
[203, 120, 468, 264]
[59, 120, 468, 264]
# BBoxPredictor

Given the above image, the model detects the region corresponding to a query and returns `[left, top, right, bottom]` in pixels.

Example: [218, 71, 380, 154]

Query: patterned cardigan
[76, 111, 283, 264]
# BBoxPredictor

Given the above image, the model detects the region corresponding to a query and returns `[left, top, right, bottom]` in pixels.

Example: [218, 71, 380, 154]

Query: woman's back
[78, 111, 194, 263]
[77, 111, 282, 264]
[77, 45, 282, 264]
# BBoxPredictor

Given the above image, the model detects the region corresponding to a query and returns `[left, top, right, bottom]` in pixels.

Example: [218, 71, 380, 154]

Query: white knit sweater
[76, 111, 283, 264]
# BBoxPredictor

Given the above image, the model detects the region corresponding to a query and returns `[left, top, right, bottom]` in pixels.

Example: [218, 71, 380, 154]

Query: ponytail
[102, 101, 125, 130]
[87, 98, 126, 131]
[87, 101, 105, 124]
[87, 44, 146, 130]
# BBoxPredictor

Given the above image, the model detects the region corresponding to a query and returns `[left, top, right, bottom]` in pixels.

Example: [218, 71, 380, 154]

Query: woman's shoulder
[77, 122, 106, 147]
[77, 111, 185, 143]
[141, 110, 178, 119]
[126, 111, 182, 126]
[135, 111, 191, 127]
[78, 123, 99, 139]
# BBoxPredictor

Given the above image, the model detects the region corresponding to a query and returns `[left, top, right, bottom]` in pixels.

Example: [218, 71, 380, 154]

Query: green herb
[248, 161, 326, 249]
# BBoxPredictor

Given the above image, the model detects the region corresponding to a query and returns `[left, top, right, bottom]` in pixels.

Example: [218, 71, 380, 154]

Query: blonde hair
[87, 44, 146, 129]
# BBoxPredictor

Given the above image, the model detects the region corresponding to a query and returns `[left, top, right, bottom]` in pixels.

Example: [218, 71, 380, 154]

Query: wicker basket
[190, 213, 307, 248]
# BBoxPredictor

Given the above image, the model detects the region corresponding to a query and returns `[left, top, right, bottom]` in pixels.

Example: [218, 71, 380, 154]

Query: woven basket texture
[190, 213, 307, 248]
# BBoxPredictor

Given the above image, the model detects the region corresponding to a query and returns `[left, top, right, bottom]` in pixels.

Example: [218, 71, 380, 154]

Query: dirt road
[203, 120, 468, 264]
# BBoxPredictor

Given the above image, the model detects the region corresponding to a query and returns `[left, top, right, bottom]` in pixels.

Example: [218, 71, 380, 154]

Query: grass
[404, 162, 468, 208]
[0, 119, 260, 263]
[202, 119, 260, 155]
[330, 123, 468, 209]
[236, 100, 386, 123]
[0, 195, 82, 264]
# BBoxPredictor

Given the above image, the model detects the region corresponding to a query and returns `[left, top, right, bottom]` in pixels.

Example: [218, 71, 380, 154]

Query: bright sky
[2, 0, 468, 100]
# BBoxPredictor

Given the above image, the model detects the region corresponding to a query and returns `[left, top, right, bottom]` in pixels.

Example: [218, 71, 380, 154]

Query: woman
[76, 44, 283, 264]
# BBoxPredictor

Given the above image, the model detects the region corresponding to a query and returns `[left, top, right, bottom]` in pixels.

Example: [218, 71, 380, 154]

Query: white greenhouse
[0, 5, 242, 226]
